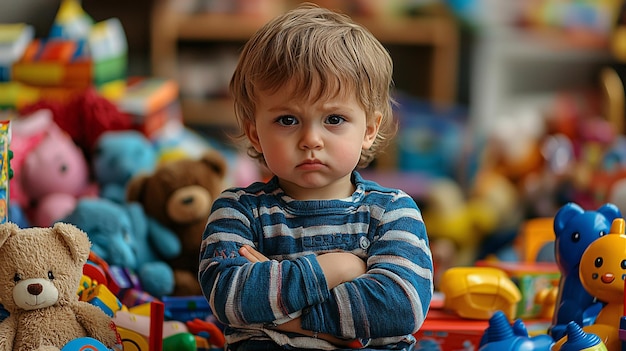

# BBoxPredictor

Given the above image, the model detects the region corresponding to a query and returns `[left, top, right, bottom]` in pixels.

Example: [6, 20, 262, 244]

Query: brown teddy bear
[127, 150, 228, 296]
[0, 222, 121, 350]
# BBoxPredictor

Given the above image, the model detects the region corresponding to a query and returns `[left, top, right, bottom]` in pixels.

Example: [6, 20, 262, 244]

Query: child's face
[246, 80, 380, 200]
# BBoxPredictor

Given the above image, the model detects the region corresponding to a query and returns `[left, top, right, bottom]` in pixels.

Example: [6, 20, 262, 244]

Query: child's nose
[299, 126, 323, 150]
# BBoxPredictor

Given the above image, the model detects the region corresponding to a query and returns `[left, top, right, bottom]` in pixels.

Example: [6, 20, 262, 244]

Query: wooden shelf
[171, 11, 454, 45]
[177, 13, 275, 41]
[181, 97, 237, 127]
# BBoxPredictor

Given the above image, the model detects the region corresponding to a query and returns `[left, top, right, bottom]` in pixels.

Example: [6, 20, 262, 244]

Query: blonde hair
[230, 2, 396, 168]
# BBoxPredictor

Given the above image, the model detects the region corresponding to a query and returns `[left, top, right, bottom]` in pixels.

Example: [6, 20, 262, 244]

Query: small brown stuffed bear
[127, 150, 227, 296]
[0, 222, 121, 350]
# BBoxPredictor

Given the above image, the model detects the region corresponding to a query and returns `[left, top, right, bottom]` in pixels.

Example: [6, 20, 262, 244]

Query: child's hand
[239, 244, 269, 262]
[239, 246, 366, 289]
[317, 252, 366, 289]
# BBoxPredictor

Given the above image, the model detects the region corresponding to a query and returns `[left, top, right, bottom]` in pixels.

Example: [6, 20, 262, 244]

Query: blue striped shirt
[199, 172, 433, 350]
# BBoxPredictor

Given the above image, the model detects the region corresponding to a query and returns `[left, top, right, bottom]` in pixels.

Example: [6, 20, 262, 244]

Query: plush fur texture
[0, 222, 121, 350]
[126, 150, 227, 296]
[61, 198, 179, 297]
[92, 130, 157, 204]
[11, 110, 94, 227]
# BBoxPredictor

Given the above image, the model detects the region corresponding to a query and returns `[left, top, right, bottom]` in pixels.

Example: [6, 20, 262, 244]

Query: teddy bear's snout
[28, 283, 43, 295]
[168, 186, 212, 223]
[13, 278, 59, 311]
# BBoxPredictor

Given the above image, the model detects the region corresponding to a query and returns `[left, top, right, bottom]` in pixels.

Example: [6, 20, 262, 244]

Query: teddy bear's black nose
[27, 283, 43, 295]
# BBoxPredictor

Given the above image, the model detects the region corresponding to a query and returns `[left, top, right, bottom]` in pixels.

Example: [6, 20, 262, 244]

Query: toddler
[199, 3, 433, 350]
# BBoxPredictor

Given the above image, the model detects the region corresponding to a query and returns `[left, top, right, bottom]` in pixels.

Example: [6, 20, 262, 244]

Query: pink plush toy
[10, 109, 52, 208]
[13, 109, 97, 227]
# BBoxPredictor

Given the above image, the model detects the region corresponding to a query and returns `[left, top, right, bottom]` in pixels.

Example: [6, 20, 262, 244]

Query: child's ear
[244, 122, 263, 153]
[362, 112, 382, 150]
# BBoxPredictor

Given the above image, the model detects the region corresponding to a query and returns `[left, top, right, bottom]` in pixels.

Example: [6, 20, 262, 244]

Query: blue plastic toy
[560, 321, 607, 351]
[549, 202, 622, 341]
[162, 295, 213, 322]
[479, 310, 553, 351]
[61, 337, 112, 351]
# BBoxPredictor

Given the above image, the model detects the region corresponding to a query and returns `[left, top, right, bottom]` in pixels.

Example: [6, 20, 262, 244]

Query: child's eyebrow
[266, 105, 298, 113]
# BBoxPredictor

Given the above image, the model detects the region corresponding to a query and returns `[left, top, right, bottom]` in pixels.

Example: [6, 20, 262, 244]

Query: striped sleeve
[198, 190, 331, 327]
[300, 192, 433, 339]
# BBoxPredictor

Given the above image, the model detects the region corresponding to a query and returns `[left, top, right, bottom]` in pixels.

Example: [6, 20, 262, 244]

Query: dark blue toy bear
[549, 202, 622, 340]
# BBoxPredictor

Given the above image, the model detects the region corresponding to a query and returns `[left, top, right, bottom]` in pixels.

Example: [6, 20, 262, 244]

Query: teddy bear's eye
[13, 273, 21, 282]
[571, 232, 580, 242]
[48, 271, 54, 280]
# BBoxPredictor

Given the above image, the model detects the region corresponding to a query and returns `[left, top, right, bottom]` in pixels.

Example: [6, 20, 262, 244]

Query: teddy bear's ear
[0, 222, 19, 249]
[126, 174, 149, 203]
[52, 222, 91, 263]
[201, 150, 227, 180]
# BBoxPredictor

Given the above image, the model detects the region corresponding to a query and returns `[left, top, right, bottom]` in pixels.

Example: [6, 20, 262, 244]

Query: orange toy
[514, 217, 554, 263]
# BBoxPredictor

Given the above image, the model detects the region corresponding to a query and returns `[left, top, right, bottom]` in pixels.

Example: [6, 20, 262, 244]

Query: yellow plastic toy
[439, 266, 521, 321]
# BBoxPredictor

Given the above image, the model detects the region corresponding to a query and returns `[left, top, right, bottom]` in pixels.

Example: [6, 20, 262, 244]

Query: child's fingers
[239, 246, 258, 262]
[239, 245, 269, 262]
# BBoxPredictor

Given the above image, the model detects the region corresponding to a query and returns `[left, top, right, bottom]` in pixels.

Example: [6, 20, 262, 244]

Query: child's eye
[325, 114, 345, 125]
[276, 115, 298, 126]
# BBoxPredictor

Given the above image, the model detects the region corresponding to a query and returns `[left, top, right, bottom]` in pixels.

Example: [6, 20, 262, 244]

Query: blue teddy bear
[549, 202, 622, 341]
[92, 130, 157, 204]
[60, 197, 181, 297]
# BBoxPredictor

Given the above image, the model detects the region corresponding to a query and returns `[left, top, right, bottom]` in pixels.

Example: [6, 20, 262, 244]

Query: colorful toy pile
[0, 1, 243, 350]
[417, 201, 626, 351]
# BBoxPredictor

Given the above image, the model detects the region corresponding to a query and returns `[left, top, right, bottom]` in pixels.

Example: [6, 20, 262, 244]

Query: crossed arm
[201, 193, 433, 342]
[239, 245, 365, 346]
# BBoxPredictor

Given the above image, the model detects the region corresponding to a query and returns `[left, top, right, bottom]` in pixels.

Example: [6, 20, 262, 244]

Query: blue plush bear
[60, 197, 181, 297]
[92, 130, 157, 204]
[549, 202, 622, 341]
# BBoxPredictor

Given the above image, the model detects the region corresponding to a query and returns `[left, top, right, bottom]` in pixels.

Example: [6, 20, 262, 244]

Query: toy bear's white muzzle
[13, 278, 59, 310]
